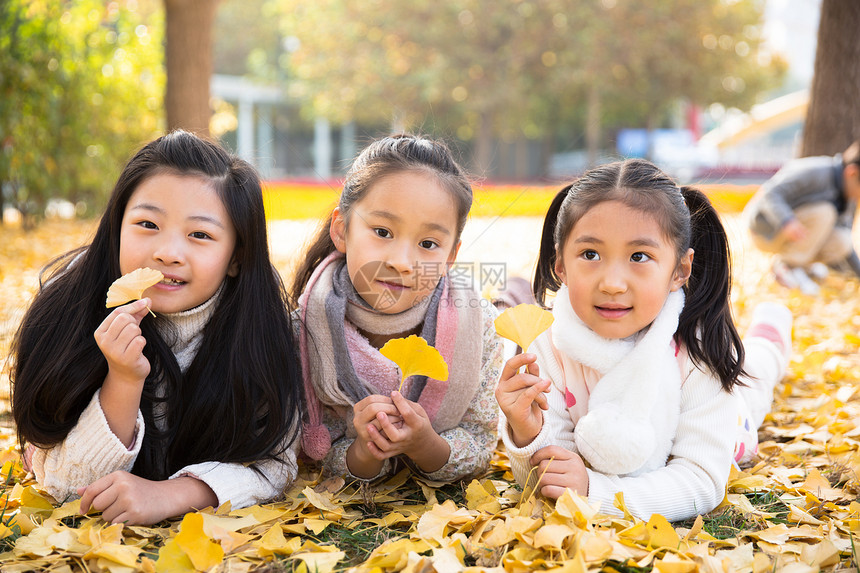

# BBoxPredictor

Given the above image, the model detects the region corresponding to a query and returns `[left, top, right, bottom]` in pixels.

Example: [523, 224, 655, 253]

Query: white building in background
[211, 74, 357, 181]
[698, 90, 807, 172]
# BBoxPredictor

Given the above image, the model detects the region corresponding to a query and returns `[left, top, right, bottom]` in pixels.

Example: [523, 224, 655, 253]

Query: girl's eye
[582, 250, 600, 261]
[631, 252, 652, 263]
[374, 228, 392, 239]
[190, 231, 211, 240]
[138, 220, 158, 230]
[419, 239, 438, 250]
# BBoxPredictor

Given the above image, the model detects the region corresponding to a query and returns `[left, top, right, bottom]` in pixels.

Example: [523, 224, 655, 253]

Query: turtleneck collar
[158, 283, 225, 372]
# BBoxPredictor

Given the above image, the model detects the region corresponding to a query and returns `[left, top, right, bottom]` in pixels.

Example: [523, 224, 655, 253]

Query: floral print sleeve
[419, 304, 503, 482]
[322, 408, 392, 481]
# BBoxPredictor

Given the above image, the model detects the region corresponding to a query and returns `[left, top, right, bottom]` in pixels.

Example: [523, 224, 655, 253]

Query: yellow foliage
[493, 303, 554, 352]
[379, 334, 449, 387]
[173, 513, 224, 571]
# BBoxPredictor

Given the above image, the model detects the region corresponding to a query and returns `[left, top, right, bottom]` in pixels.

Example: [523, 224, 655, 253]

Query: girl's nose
[386, 242, 414, 274]
[599, 265, 627, 294]
[152, 236, 184, 265]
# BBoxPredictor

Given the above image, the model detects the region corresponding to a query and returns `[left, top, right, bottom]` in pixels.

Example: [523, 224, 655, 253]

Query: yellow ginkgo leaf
[106, 267, 163, 308]
[174, 513, 225, 571]
[379, 335, 448, 390]
[494, 303, 554, 352]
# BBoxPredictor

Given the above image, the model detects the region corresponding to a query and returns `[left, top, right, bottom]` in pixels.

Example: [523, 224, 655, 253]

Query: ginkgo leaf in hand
[380, 335, 448, 392]
[106, 267, 163, 308]
[494, 303, 554, 352]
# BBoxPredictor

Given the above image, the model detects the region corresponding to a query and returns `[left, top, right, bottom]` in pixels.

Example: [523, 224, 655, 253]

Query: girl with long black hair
[12, 130, 302, 525]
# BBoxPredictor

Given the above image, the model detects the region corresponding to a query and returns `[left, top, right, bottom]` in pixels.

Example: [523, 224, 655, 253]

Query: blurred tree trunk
[164, 0, 218, 136]
[585, 84, 601, 167]
[474, 111, 495, 178]
[801, 0, 860, 157]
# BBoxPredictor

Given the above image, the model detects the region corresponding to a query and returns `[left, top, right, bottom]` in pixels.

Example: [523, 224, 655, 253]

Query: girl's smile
[119, 173, 238, 314]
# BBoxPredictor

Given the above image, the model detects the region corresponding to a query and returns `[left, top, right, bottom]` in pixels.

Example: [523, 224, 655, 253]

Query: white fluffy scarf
[551, 286, 685, 476]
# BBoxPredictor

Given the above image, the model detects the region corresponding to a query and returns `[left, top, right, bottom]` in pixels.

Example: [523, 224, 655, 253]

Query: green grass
[675, 490, 790, 540]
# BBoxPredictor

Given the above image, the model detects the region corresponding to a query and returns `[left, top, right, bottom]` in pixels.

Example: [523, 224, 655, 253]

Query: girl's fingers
[539, 484, 566, 500]
[522, 379, 551, 408]
[376, 411, 404, 442]
[500, 353, 538, 380]
[79, 477, 112, 514]
[497, 373, 545, 397]
[365, 441, 387, 460]
[530, 445, 574, 466]
[366, 423, 393, 452]
[89, 483, 121, 515]
[356, 395, 395, 408]
[367, 415, 403, 432]
[98, 300, 150, 333]
[110, 512, 132, 525]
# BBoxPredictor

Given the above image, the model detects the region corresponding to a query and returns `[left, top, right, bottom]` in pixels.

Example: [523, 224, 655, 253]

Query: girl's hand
[77, 471, 217, 525]
[94, 298, 152, 385]
[352, 395, 403, 441]
[95, 298, 152, 446]
[363, 391, 450, 473]
[495, 353, 551, 447]
[529, 445, 589, 499]
[347, 395, 402, 478]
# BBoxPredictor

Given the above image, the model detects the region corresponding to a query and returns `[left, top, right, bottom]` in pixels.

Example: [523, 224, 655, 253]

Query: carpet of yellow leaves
[1, 207, 860, 572]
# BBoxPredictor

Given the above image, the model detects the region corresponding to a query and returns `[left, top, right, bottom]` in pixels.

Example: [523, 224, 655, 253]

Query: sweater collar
[158, 283, 224, 356]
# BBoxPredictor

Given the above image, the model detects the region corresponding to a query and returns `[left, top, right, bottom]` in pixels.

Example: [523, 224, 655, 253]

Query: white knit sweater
[500, 306, 740, 522]
[30, 291, 299, 509]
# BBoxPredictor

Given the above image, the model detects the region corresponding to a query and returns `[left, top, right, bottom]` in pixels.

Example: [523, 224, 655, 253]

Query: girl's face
[330, 170, 461, 314]
[555, 200, 692, 339]
[119, 173, 238, 314]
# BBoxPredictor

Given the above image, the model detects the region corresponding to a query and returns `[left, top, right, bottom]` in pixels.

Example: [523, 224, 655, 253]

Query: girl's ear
[553, 246, 567, 285]
[227, 257, 240, 277]
[227, 247, 241, 277]
[671, 248, 694, 291]
[329, 208, 347, 253]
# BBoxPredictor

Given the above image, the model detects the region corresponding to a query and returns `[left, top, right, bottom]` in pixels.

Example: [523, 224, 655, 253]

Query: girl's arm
[167, 433, 300, 510]
[30, 389, 145, 503]
[94, 299, 152, 446]
[412, 304, 504, 482]
[583, 366, 737, 522]
[77, 433, 301, 525]
[499, 333, 576, 489]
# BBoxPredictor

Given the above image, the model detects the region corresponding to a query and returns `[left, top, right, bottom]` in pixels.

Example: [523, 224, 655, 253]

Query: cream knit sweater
[30, 292, 299, 509]
[500, 313, 740, 522]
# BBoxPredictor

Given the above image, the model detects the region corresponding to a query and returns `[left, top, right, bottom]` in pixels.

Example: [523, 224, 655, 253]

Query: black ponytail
[677, 186, 745, 391]
[533, 185, 571, 306]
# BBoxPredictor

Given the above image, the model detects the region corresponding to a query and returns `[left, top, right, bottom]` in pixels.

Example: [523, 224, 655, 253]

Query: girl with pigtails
[497, 158, 792, 521]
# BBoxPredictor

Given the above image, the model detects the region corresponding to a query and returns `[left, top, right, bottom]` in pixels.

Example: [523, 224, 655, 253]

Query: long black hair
[533, 158, 745, 392]
[12, 130, 303, 479]
[291, 134, 473, 301]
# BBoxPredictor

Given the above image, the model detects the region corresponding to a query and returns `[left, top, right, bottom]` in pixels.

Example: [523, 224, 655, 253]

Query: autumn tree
[0, 0, 163, 228]
[275, 0, 784, 177]
[164, 0, 219, 136]
[801, 0, 860, 157]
